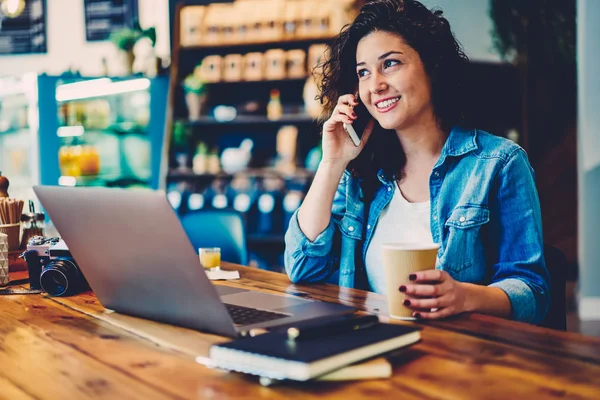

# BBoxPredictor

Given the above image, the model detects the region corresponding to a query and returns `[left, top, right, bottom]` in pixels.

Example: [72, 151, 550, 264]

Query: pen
[287, 314, 379, 341]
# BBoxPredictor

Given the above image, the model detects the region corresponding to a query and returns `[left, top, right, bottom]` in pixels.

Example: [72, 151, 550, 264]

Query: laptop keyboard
[225, 303, 289, 326]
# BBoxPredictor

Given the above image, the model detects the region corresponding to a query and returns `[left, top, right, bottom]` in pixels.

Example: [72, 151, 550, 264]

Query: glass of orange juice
[199, 247, 221, 270]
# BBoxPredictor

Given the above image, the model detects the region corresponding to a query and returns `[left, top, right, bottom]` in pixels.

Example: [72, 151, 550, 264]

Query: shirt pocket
[338, 214, 364, 276]
[339, 214, 364, 240]
[441, 205, 490, 275]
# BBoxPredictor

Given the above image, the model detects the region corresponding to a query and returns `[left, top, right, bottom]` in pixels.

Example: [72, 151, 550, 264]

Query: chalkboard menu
[84, 0, 139, 42]
[0, 0, 47, 55]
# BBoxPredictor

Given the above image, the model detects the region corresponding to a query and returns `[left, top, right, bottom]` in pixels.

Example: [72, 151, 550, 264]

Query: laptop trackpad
[215, 285, 247, 296]
[221, 291, 309, 311]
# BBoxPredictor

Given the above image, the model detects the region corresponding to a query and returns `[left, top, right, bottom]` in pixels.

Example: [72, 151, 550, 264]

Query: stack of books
[207, 314, 421, 383]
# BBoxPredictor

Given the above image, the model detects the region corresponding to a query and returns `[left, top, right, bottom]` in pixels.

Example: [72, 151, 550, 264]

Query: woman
[284, 0, 550, 324]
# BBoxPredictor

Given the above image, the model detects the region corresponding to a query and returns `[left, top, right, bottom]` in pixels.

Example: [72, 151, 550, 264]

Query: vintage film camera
[21, 236, 89, 296]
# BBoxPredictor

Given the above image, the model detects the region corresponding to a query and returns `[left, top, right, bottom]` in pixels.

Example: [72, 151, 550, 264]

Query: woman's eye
[357, 69, 368, 78]
[383, 59, 400, 69]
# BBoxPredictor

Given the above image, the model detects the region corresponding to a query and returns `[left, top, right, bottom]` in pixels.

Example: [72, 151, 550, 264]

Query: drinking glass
[199, 247, 221, 270]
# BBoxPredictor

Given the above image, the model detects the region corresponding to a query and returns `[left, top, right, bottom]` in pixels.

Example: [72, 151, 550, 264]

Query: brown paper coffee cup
[382, 242, 440, 320]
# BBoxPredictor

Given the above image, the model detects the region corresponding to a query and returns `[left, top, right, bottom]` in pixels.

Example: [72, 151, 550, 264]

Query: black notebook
[209, 323, 421, 381]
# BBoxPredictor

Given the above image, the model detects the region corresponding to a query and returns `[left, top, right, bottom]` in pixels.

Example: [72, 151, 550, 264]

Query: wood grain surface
[0, 264, 599, 400]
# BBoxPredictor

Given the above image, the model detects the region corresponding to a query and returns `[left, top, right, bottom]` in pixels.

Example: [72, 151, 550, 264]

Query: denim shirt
[284, 126, 550, 324]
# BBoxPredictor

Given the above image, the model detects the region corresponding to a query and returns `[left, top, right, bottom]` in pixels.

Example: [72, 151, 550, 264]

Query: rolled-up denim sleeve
[489, 148, 551, 324]
[284, 172, 349, 284]
[284, 211, 337, 283]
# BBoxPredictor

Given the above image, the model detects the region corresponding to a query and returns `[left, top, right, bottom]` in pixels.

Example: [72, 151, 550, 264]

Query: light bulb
[0, 0, 26, 18]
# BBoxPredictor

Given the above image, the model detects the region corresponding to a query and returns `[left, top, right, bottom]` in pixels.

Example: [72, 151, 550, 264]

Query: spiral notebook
[208, 323, 421, 381]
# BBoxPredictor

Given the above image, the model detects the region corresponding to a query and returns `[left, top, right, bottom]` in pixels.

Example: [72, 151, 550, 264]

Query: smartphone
[343, 102, 371, 146]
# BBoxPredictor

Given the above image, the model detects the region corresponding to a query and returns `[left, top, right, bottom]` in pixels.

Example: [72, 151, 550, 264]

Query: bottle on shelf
[192, 142, 209, 174]
[167, 189, 183, 211]
[229, 175, 258, 234]
[256, 176, 284, 235]
[58, 143, 82, 177]
[79, 145, 101, 176]
[267, 89, 283, 120]
[257, 192, 276, 234]
[274, 125, 298, 174]
[212, 191, 229, 209]
[233, 191, 253, 214]
[230, 175, 255, 213]
[207, 146, 221, 174]
[187, 192, 205, 211]
[203, 178, 229, 210]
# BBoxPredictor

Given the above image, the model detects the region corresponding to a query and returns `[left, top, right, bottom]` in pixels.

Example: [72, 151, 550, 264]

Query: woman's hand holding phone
[297, 93, 374, 241]
[321, 93, 374, 166]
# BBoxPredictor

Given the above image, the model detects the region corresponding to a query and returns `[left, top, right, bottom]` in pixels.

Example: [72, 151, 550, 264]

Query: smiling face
[356, 31, 436, 132]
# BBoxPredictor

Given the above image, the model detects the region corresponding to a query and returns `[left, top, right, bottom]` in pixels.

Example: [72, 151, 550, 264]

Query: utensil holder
[0, 223, 20, 251]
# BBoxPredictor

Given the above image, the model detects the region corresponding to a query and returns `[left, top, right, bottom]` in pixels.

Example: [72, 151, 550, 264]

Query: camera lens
[40, 259, 79, 296]
[46, 271, 67, 295]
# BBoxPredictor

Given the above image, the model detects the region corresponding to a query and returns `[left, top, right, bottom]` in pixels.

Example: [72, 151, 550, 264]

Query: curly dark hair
[317, 0, 469, 192]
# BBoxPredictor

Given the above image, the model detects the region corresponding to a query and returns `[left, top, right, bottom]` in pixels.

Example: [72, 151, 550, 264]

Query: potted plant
[110, 28, 141, 75]
[171, 121, 191, 170]
[182, 66, 207, 121]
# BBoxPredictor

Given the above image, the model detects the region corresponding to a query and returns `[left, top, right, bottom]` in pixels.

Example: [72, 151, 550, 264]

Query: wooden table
[1, 263, 599, 400]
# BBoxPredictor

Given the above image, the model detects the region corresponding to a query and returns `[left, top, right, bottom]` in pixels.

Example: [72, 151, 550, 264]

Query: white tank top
[364, 184, 433, 294]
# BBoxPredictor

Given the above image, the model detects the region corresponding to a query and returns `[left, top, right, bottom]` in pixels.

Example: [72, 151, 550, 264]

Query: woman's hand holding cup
[382, 242, 440, 320]
[400, 269, 470, 320]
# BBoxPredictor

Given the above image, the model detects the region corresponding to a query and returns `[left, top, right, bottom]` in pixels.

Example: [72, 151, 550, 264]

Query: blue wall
[578, 0, 600, 302]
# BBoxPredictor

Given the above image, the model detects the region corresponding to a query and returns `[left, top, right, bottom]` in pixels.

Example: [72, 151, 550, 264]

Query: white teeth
[376, 97, 400, 109]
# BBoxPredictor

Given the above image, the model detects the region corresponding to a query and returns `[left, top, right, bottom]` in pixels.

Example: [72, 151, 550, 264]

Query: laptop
[33, 186, 355, 337]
